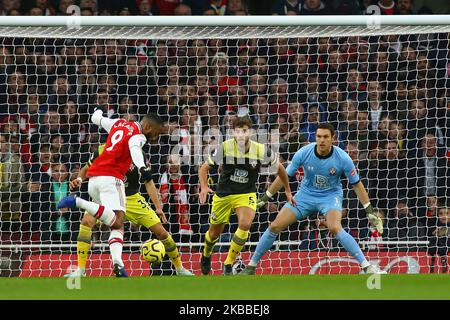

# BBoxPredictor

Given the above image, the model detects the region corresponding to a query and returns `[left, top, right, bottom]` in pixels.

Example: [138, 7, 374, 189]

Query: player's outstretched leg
[201, 224, 224, 275]
[241, 207, 297, 275]
[151, 223, 194, 276]
[223, 207, 255, 275]
[64, 213, 97, 278]
[326, 210, 387, 274]
[58, 195, 118, 227]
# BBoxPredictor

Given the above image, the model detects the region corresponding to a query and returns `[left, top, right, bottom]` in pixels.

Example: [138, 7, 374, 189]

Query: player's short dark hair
[317, 123, 335, 136]
[143, 113, 164, 126]
[233, 116, 253, 129]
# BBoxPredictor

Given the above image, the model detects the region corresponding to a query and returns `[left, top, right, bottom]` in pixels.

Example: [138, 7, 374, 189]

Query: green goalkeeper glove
[365, 203, 383, 234]
[256, 191, 273, 209]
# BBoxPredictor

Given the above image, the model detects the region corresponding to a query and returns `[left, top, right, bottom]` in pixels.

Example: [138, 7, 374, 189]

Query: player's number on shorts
[106, 130, 124, 151]
[249, 196, 255, 206]
[137, 199, 149, 209]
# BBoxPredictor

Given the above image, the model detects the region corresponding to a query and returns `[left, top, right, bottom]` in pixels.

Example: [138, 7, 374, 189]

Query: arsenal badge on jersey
[329, 167, 336, 175]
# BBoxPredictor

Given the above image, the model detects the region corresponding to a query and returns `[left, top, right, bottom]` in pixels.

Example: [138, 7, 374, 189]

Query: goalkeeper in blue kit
[242, 123, 386, 275]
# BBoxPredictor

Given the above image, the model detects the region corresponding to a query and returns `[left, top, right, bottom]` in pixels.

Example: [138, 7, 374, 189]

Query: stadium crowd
[0, 0, 449, 271]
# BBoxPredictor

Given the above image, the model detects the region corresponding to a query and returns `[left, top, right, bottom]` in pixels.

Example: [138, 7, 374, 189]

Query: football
[140, 239, 166, 263]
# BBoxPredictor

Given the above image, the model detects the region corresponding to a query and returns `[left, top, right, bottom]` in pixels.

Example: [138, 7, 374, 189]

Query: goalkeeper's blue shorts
[282, 192, 343, 221]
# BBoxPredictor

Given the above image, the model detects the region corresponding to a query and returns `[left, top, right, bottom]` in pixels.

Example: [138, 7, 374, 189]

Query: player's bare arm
[91, 108, 120, 133]
[276, 162, 296, 206]
[70, 164, 89, 190]
[352, 181, 383, 233]
[145, 179, 168, 224]
[198, 162, 214, 204]
[256, 162, 296, 209]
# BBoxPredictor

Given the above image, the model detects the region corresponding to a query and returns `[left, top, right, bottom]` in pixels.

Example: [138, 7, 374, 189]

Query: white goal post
[0, 15, 449, 38]
[0, 15, 448, 277]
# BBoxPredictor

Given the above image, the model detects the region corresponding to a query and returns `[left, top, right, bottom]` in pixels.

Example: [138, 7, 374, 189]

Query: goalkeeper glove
[365, 203, 383, 234]
[256, 191, 273, 209]
[94, 106, 106, 113]
[139, 166, 153, 183]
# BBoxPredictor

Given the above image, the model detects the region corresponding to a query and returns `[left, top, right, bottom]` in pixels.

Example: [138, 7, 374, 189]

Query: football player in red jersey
[58, 109, 163, 277]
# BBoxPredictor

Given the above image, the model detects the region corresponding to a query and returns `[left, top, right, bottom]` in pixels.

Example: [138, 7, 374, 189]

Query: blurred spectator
[375, 0, 399, 15]
[366, 80, 389, 131]
[268, 38, 292, 81]
[396, 0, 413, 14]
[32, 107, 68, 155]
[354, 110, 377, 158]
[28, 7, 43, 15]
[268, 77, 289, 115]
[252, 96, 270, 131]
[221, 109, 237, 136]
[390, 80, 409, 121]
[274, 114, 301, 161]
[0, 0, 21, 15]
[137, 0, 158, 15]
[0, 115, 32, 167]
[31, 0, 56, 15]
[323, 84, 342, 129]
[426, 195, 438, 219]
[80, 0, 98, 14]
[19, 89, 40, 129]
[327, 0, 361, 14]
[387, 199, 426, 241]
[160, 154, 193, 236]
[210, 52, 240, 98]
[0, 133, 24, 229]
[174, 3, 192, 15]
[337, 99, 358, 141]
[407, 133, 449, 211]
[200, 97, 220, 133]
[50, 134, 70, 164]
[427, 204, 449, 273]
[300, 73, 325, 106]
[342, 140, 371, 236]
[57, 0, 75, 15]
[271, 0, 302, 15]
[202, 6, 216, 15]
[343, 66, 367, 106]
[226, 0, 246, 15]
[51, 162, 75, 241]
[75, 56, 97, 101]
[47, 75, 76, 107]
[6, 71, 27, 113]
[300, 103, 320, 142]
[118, 56, 157, 112]
[287, 100, 306, 129]
[387, 120, 406, 150]
[376, 114, 394, 143]
[368, 140, 407, 210]
[155, 0, 181, 15]
[247, 74, 268, 103]
[405, 99, 437, 151]
[300, 0, 328, 15]
[27, 143, 53, 241]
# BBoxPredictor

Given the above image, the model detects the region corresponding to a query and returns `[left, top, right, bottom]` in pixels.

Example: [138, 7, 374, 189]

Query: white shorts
[88, 176, 126, 212]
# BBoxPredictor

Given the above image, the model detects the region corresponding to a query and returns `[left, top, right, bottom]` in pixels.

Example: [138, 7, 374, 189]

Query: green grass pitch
[0, 274, 449, 300]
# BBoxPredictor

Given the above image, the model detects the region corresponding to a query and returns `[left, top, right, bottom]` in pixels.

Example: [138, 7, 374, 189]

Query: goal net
[0, 16, 449, 276]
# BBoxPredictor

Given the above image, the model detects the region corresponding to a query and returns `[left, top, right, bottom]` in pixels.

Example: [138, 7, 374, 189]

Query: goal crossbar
[0, 15, 449, 27]
[0, 15, 449, 39]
